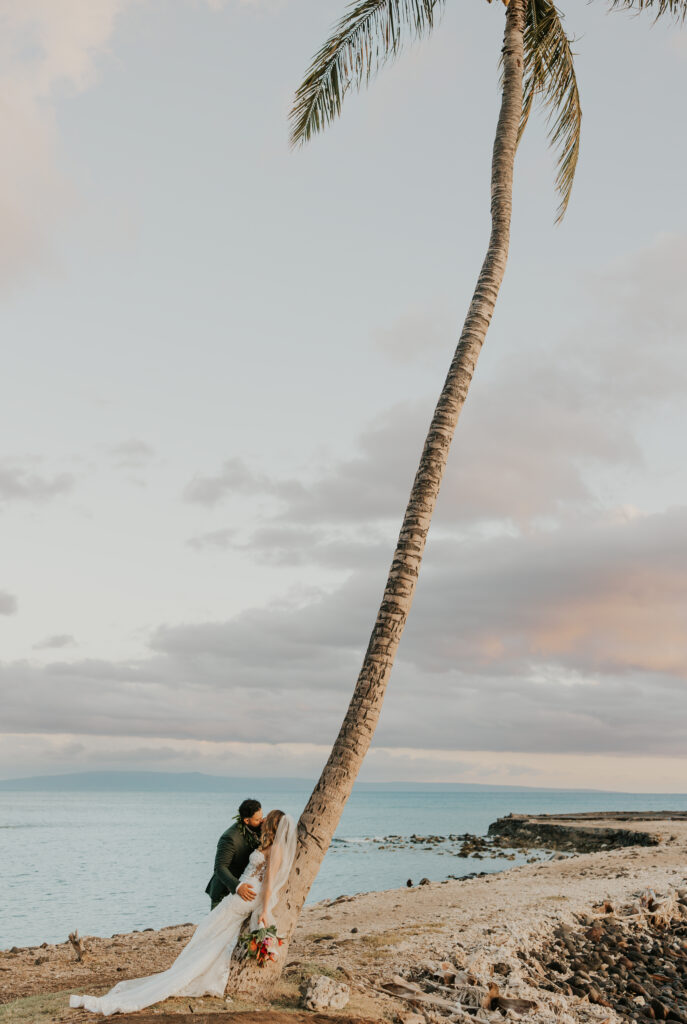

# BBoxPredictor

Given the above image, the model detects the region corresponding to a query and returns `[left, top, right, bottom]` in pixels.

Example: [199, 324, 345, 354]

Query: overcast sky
[1, 0, 686, 792]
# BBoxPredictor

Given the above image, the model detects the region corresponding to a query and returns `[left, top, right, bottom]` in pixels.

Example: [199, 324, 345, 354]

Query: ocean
[2, 786, 686, 950]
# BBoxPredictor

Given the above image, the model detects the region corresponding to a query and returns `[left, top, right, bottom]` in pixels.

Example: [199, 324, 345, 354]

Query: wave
[332, 836, 380, 845]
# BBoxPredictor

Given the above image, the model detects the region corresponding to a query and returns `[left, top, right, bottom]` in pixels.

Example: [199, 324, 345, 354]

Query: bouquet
[238, 924, 284, 967]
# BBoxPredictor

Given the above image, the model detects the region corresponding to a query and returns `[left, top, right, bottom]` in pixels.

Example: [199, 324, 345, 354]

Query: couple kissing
[71, 798, 295, 1015]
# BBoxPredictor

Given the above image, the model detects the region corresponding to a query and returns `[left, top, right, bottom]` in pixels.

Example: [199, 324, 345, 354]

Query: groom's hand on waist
[236, 883, 256, 902]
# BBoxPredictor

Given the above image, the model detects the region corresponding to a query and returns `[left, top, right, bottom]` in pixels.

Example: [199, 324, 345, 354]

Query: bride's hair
[259, 809, 285, 851]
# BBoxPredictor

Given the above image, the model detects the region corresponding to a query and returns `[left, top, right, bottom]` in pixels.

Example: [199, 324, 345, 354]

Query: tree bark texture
[227, 0, 526, 996]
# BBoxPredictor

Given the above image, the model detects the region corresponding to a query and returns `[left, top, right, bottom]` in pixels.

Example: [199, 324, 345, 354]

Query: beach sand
[1, 816, 685, 1023]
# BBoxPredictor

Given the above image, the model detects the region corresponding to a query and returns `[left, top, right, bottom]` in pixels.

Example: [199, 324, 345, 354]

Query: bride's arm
[258, 845, 282, 927]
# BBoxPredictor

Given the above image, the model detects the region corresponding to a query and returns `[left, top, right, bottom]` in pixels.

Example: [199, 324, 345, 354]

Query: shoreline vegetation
[2, 813, 686, 1023]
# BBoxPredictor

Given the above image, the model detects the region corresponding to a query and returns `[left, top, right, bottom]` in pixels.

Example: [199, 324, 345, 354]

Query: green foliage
[607, 0, 687, 20]
[239, 923, 279, 949]
[290, 0, 445, 146]
[289, 0, 583, 224]
[518, 0, 582, 222]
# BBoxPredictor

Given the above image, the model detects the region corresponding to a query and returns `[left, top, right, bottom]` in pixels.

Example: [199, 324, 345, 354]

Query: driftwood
[68, 929, 87, 962]
[495, 995, 538, 1014]
[380, 976, 502, 1014]
[379, 978, 459, 1012]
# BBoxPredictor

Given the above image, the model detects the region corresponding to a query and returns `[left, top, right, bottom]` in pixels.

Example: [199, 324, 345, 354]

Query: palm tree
[228, 0, 581, 993]
[225, 0, 687, 998]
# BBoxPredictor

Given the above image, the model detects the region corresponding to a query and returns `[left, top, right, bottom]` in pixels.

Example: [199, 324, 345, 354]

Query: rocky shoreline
[486, 813, 676, 854]
[389, 885, 687, 1024]
[2, 814, 686, 1023]
[359, 811, 675, 883]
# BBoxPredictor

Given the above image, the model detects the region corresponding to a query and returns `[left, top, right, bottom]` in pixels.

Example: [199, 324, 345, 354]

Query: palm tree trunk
[228, 0, 526, 996]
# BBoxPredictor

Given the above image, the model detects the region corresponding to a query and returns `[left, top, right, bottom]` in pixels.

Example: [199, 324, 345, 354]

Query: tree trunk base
[225, 946, 283, 997]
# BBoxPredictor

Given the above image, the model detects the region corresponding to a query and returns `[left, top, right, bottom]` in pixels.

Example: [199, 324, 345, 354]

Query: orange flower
[250, 939, 257, 951]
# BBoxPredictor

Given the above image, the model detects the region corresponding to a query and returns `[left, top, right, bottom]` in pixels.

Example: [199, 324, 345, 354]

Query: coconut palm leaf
[518, 0, 581, 222]
[607, 0, 687, 20]
[290, 0, 446, 147]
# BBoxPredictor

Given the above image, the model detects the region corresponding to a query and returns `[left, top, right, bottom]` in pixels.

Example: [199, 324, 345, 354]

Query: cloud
[0, 0, 263, 287]
[0, 0, 132, 287]
[181, 359, 631, 544]
[4, 234, 686, 781]
[32, 634, 77, 650]
[0, 592, 18, 616]
[3, 505, 687, 759]
[187, 528, 236, 551]
[183, 458, 276, 506]
[184, 234, 687, 555]
[399, 506, 687, 680]
[0, 459, 74, 504]
[108, 439, 155, 468]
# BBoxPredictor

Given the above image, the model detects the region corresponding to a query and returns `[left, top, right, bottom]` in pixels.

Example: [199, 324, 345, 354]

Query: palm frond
[518, 0, 582, 223]
[290, 0, 445, 147]
[607, 0, 687, 21]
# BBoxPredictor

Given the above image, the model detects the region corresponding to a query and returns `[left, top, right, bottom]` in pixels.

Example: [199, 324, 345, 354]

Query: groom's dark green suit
[205, 822, 257, 908]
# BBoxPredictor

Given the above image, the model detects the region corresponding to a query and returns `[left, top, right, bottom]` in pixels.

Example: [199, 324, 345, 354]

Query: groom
[205, 798, 263, 910]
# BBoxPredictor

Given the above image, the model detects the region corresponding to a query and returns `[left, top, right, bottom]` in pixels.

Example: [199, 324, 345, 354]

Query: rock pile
[364, 833, 542, 863]
[354, 818, 658, 867]
[529, 889, 687, 1021]
[377, 888, 687, 1024]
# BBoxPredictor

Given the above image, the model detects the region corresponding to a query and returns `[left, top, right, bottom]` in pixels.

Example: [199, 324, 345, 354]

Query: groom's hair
[238, 798, 261, 820]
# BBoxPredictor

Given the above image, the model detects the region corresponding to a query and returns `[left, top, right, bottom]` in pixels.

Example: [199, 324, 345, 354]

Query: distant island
[0, 770, 602, 793]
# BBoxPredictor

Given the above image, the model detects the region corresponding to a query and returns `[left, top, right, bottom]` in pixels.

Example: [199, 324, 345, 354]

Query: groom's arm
[213, 832, 241, 894]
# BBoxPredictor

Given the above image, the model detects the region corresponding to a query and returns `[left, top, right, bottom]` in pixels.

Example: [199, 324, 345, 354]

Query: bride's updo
[259, 809, 285, 851]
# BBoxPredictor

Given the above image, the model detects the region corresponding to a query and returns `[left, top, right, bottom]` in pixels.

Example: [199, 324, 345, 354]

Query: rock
[407, 879, 413, 887]
[588, 986, 611, 1006]
[397, 1014, 425, 1024]
[419, 878, 431, 886]
[351, 927, 358, 933]
[300, 975, 350, 1011]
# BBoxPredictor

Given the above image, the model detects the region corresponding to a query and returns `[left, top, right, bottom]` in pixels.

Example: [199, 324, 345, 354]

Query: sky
[1, 0, 686, 792]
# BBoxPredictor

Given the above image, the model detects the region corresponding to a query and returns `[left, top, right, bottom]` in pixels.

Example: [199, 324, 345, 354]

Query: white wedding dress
[70, 816, 296, 1017]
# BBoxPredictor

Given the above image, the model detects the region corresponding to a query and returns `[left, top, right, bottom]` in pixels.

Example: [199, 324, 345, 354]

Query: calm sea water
[2, 787, 686, 950]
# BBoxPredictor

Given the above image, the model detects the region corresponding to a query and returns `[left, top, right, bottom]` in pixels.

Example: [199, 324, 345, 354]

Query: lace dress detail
[70, 850, 266, 1015]
[244, 853, 266, 884]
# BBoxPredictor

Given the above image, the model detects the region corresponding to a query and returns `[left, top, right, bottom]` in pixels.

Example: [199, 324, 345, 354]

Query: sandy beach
[1, 814, 686, 1023]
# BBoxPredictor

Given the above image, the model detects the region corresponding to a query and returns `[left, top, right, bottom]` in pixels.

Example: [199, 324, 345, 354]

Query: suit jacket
[205, 822, 258, 903]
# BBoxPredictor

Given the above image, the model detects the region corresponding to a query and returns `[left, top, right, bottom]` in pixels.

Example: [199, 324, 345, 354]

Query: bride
[70, 810, 296, 1016]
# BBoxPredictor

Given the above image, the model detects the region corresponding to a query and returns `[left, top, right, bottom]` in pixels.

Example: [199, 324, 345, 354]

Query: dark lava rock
[529, 893, 687, 1021]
